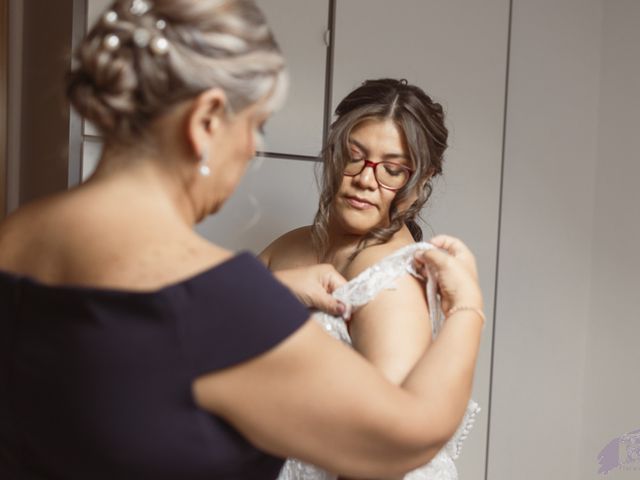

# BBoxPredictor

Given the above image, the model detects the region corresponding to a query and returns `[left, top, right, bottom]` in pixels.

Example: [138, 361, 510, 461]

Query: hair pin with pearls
[130, 0, 151, 16]
[101, 0, 169, 56]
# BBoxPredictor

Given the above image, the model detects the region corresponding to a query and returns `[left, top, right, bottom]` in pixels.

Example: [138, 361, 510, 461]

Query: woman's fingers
[318, 265, 348, 318]
[413, 238, 483, 313]
[428, 235, 478, 280]
[276, 264, 348, 318]
[429, 235, 467, 255]
[320, 265, 347, 293]
[313, 290, 347, 318]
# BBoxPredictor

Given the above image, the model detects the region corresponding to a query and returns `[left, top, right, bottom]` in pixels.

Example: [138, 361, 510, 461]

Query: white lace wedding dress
[278, 242, 480, 480]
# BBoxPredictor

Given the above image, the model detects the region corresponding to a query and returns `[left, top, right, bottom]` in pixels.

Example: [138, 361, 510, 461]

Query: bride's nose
[353, 164, 378, 190]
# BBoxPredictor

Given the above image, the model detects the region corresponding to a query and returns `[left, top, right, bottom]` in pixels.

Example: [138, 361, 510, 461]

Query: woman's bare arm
[193, 318, 475, 478]
[343, 243, 432, 385]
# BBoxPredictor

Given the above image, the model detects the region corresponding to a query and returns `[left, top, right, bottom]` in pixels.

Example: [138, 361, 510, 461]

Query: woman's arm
[193, 237, 484, 478]
[343, 243, 432, 385]
[260, 226, 347, 316]
[193, 320, 449, 478]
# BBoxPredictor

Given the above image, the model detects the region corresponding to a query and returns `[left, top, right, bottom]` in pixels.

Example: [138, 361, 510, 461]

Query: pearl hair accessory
[130, 0, 151, 16]
[133, 28, 151, 48]
[103, 10, 118, 24]
[100, 0, 169, 56]
[103, 34, 121, 51]
[150, 36, 169, 55]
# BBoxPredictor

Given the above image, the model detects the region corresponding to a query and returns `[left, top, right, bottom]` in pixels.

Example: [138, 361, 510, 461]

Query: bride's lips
[344, 195, 376, 210]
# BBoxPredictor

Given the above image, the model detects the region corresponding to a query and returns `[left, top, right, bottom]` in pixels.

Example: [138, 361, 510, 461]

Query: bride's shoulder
[259, 226, 314, 269]
[344, 228, 421, 280]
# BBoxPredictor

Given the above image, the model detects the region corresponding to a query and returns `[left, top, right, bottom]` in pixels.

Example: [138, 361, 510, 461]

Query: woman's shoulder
[0, 192, 238, 291]
[343, 227, 418, 280]
[259, 225, 315, 269]
[0, 193, 69, 271]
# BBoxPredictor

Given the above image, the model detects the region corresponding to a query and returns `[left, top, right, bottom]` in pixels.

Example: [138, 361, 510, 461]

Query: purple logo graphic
[598, 428, 640, 475]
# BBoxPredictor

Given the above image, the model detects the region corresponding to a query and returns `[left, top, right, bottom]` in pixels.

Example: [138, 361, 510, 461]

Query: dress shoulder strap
[332, 242, 444, 337]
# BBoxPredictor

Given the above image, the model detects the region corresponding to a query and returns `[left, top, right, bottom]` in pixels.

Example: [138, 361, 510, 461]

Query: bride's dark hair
[311, 78, 448, 261]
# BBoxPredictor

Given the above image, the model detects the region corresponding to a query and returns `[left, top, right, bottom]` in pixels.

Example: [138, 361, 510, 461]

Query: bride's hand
[274, 264, 347, 317]
[413, 235, 483, 315]
[429, 234, 479, 280]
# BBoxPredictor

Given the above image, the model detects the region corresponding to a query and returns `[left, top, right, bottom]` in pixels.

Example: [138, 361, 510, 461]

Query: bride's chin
[334, 214, 385, 237]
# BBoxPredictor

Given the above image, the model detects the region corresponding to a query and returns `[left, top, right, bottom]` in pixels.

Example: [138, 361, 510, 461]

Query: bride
[261, 79, 481, 480]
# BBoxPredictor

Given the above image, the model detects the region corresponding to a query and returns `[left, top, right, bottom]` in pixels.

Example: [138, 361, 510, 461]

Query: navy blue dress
[0, 253, 309, 479]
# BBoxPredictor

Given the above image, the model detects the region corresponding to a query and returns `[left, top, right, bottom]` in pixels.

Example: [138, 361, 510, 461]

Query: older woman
[0, 1, 483, 479]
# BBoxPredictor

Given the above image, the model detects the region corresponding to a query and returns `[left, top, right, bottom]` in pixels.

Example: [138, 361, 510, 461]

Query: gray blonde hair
[67, 0, 287, 142]
[311, 79, 448, 262]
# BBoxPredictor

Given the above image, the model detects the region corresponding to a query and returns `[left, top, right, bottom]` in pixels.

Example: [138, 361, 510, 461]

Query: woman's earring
[198, 147, 211, 177]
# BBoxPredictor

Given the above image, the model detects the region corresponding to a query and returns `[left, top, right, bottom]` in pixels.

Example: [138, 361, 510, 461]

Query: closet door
[199, 0, 331, 249]
[332, 1, 510, 477]
[81, 1, 329, 251]
[198, 0, 330, 250]
[0, 0, 7, 218]
[84, 0, 329, 155]
[84, 0, 111, 138]
[256, 0, 329, 157]
[77, 0, 110, 180]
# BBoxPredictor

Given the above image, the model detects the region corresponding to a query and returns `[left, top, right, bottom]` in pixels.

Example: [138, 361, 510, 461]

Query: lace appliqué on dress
[278, 242, 480, 480]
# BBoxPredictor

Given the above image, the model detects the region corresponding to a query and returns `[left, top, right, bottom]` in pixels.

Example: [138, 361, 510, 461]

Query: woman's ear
[185, 88, 228, 158]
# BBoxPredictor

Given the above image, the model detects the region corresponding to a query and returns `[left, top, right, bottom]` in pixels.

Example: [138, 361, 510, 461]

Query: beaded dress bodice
[278, 243, 480, 480]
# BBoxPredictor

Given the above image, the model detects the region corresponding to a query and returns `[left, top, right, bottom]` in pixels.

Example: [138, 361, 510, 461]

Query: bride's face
[331, 118, 412, 236]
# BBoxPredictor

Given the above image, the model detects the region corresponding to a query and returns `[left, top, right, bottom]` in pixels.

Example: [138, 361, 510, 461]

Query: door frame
[0, 0, 7, 219]
[3, 0, 23, 216]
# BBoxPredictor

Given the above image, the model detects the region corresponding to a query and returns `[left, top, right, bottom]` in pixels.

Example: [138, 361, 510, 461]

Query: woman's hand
[274, 264, 347, 317]
[413, 235, 483, 316]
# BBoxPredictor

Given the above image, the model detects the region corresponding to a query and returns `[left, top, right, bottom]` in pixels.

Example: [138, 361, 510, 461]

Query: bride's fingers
[415, 248, 483, 311]
[429, 235, 468, 257]
[428, 235, 478, 280]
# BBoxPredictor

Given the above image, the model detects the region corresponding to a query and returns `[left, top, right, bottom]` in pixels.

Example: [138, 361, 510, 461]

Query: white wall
[197, 156, 319, 253]
[579, 1, 640, 479]
[489, 0, 602, 479]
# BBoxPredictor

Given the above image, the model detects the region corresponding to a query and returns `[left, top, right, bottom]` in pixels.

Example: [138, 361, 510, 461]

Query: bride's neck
[322, 224, 364, 273]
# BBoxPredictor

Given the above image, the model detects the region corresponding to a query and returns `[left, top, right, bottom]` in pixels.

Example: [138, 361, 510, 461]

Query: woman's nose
[353, 165, 378, 190]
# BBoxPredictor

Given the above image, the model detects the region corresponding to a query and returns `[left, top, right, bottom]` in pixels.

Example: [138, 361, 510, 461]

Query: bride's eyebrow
[348, 139, 366, 152]
[349, 138, 408, 161]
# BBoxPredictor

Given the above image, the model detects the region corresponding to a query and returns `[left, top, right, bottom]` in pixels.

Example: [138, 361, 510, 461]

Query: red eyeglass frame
[343, 158, 415, 191]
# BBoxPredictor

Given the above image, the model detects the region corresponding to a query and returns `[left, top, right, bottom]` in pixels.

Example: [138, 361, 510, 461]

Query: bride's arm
[343, 242, 432, 385]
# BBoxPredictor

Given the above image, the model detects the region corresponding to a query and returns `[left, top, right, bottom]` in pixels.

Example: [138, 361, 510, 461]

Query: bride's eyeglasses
[343, 156, 414, 191]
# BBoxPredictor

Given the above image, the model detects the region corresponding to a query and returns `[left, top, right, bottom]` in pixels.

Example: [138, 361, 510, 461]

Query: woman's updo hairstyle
[311, 78, 448, 261]
[67, 0, 287, 142]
